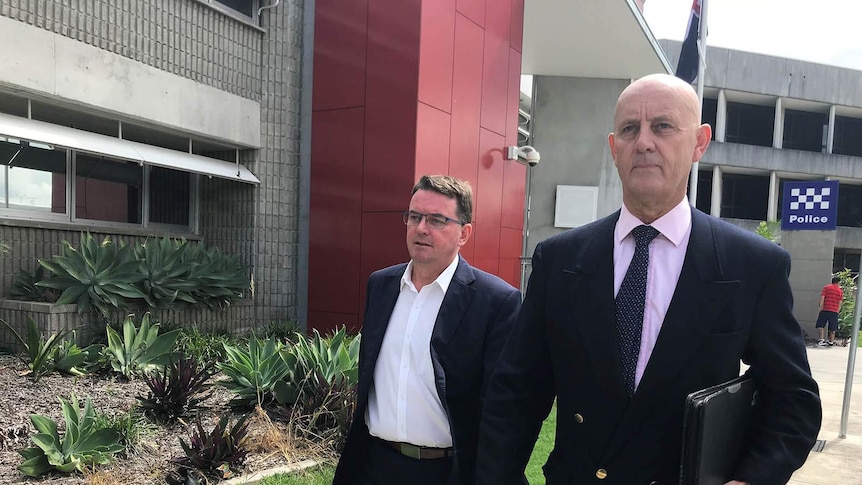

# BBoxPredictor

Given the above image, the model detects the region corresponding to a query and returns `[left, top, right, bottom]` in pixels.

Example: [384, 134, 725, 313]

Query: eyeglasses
[403, 211, 465, 229]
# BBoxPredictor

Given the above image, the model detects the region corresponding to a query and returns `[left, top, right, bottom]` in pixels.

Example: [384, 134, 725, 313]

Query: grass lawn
[525, 402, 557, 485]
[259, 464, 335, 485]
[272, 405, 558, 485]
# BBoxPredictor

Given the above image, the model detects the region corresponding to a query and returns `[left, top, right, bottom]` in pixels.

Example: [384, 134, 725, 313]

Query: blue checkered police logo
[789, 187, 830, 211]
[782, 180, 839, 231]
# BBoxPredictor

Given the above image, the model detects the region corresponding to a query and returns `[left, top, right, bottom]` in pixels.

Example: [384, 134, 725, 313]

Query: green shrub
[837, 269, 858, 339]
[104, 314, 181, 378]
[177, 327, 238, 364]
[93, 408, 155, 456]
[18, 393, 124, 476]
[218, 335, 296, 407]
[0, 317, 74, 382]
[53, 334, 103, 377]
[37, 234, 148, 319]
[8, 266, 54, 302]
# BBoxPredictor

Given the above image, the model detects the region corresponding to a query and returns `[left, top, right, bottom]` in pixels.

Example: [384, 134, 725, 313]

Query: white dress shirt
[614, 199, 692, 390]
[365, 255, 460, 447]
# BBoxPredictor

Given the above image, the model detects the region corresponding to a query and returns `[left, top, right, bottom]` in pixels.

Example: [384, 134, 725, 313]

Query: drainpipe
[258, 0, 281, 16]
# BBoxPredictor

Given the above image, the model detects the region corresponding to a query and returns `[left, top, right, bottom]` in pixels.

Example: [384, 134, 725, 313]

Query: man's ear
[608, 132, 618, 165]
[693, 123, 712, 161]
[458, 223, 473, 247]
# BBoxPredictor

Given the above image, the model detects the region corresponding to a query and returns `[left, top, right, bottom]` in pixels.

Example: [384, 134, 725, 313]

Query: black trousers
[352, 438, 454, 485]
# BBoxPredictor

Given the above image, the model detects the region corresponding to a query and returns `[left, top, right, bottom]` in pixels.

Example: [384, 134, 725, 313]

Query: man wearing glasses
[334, 175, 521, 485]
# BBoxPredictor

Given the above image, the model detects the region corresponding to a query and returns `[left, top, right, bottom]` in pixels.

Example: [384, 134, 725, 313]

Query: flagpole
[688, 0, 708, 206]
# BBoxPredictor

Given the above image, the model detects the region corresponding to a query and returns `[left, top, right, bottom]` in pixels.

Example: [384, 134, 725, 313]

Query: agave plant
[217, 335, 296, 407]
[53, 335, 103, 377]
[135, 236, 197, 308]
[290, 327, 361, 389]
[104, 314, 181, 378]
[137, 353, 215, 422]
[8, 266, 54, 302]
[37, 233, 148, 319]
[182, 243, 250, 309]
[172, 413, 250, 480]
[18, 393, 124, 476]
[0, 317, 75, 382]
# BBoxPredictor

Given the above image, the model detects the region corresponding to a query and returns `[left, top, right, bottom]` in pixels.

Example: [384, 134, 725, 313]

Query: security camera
[506, 145, 541, 167]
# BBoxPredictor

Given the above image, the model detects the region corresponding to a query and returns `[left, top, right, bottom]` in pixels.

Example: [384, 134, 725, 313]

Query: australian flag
[676, 0, 702, 84]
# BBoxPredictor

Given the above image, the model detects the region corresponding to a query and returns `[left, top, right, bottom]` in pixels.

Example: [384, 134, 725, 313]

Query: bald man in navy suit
[476, 74, 821, 485]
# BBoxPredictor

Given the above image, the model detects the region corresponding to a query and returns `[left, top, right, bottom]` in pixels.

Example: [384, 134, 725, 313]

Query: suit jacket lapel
[431, 256, 476, 348]
[565, 213, 629, 401]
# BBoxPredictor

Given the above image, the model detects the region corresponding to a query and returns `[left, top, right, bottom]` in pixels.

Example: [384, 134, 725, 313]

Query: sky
[642, 0, 862, 71]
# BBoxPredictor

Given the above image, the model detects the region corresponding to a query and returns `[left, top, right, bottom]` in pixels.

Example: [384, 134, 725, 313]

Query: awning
[521, 0, 672, 79]
[0, 112, 260, 185]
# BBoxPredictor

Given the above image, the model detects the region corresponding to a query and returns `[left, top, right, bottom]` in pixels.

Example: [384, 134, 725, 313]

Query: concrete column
[768, 171, 778, 222]
[716, 89, 727, 142]
[710, 165, 722, 217]
[827, 105, 836, 154]
[773, 97, 784, 149]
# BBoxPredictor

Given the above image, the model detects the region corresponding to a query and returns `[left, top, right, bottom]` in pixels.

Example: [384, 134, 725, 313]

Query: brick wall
[0, 0, 305, 328]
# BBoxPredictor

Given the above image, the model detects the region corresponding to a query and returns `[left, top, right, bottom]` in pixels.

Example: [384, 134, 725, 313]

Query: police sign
[781, 180, 839, 231]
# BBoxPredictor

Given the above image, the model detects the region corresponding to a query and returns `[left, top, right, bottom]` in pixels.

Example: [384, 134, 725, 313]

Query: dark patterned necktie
[616, 225, 660, 396]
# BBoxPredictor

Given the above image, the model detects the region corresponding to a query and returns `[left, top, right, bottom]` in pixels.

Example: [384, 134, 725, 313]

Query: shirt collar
[401, 254, 461, 293]
[616, 198, 691, 247]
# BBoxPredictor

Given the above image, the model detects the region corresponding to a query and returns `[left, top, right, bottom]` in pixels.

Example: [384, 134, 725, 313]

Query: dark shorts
[816, 311, 839, 332]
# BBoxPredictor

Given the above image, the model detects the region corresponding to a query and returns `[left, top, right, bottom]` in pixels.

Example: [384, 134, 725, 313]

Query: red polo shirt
[821, 283, 844, 313]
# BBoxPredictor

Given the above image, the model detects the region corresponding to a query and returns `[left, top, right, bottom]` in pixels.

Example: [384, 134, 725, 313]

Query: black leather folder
[679, 376, 758, 485]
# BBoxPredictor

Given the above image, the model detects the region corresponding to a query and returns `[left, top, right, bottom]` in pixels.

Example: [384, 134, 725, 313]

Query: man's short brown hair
[412, 175, 473, 223]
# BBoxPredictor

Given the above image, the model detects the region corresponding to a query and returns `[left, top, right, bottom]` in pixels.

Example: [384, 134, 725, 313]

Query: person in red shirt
[817, 276, 844, 346]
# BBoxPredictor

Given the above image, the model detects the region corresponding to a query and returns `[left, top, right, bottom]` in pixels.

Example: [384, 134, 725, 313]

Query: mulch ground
[0, 355, 311, 485]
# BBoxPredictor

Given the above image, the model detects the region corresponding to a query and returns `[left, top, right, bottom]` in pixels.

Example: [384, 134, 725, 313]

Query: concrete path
[789, 344, 862, 485]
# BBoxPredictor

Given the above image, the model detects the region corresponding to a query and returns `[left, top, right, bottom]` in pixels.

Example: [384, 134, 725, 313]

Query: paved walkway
[789, 344, 862, 485]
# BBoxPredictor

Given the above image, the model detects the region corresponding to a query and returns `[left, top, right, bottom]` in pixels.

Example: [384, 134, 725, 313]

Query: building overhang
[0, 112, 260, 185]
[521, 0, 672, 79]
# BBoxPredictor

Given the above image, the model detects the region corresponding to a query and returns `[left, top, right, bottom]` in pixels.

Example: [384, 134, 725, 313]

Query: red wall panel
[308, 108, 365, 315]
[363, 0, 422, 212]
[509, 0, 524, 52]
[501, 159, 525, 229]
[449, 14, 484, 193]
[309, 310, 360, 335]
[472, 129, 504, 273]
[479, 0, 511, 136]
[309, 0, 527, 332]
[498, 226, 523, 287]
[416, 103, 452, 177]
[456, 0, 485, 27]
[505, 48, 522, 147]
[358, 211, 411, 327]
[313, 0, 368, 111]
[418, 0, 456, 112]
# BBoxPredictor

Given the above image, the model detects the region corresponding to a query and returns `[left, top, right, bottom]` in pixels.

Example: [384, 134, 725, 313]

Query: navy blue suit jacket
[476, 208, 821, 485]
[334, 256, 521, 485]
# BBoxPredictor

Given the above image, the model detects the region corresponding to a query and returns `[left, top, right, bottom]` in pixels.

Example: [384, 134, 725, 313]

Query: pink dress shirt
[614, 198, 692, 390]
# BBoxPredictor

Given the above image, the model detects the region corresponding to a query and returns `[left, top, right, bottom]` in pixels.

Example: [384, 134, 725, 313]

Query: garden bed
[0, 354, 313, 485]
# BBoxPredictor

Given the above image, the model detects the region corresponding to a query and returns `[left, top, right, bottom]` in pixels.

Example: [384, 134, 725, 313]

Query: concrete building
[521, 39, 862, 338]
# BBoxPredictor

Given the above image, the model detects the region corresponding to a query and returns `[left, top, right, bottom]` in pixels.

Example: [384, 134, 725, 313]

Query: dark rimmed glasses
[403, 211, 465, 229]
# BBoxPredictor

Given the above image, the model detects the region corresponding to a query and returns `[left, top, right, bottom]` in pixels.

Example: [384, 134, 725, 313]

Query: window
[836, 183, 862, 228]
[833, 248, 860, 275]
[75, 153, 142, 224]
[150, 167, 191, 226]
[215, 0, 258, 18]
[721, 173, 769, 220]
[783, 109, 827, 153]
[702, 98, 718, 140]
[0, 138, 67, 214]
[725, 102, 774, 147]
[833, 116, 862, 157]
[691, 168, 713, 213]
